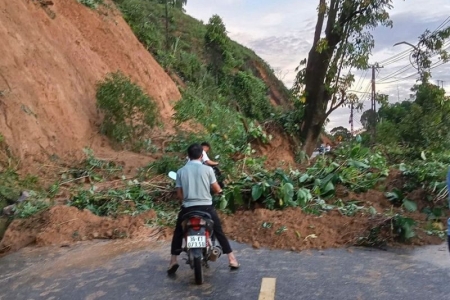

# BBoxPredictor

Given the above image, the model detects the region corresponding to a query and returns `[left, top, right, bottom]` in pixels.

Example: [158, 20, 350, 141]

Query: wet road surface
[0, 240, 449, 300]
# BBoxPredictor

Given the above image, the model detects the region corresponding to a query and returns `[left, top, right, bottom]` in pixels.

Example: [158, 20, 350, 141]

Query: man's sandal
[167, 263, 179, 275]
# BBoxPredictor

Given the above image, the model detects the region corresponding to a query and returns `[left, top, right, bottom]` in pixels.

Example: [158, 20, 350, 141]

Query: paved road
[0, 240, 449, 300]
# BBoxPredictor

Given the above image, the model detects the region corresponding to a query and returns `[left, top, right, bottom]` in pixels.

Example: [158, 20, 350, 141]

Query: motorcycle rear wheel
[193, 257, 204, 285]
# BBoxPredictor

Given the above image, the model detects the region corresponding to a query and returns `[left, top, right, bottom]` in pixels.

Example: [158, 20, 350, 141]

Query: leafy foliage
[232, 71, 273, 120]
[220, 141, 389, 213]
[114, 0, 290, 121]
[139, 155, 184, 177]
[78, 0, 103, 9]
[410, 25, 450, 80]
[204, 15, 234, 84]
[330, 126, 352, 142]
[14, 199, 50, 219]
[69, 184, 155, 217]
[96, 72, 159, 148]
[375, 83, 450, 152]
[293, 0, 394, 155]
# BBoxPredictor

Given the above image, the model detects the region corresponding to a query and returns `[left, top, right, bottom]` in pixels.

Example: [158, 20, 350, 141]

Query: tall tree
[292, 0, 393, 156]
[330, 126, 352, 141]
[158, 0, 188, 50]
[376, 83, 450, 151]
[405, 25, 450, 81]
[360, 109, 377, 131]
[204, 15, 233, 84]
[158, 0, 187, 11]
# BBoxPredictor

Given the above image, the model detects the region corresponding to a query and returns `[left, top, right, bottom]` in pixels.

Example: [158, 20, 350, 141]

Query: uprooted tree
[292, 0, 393, 156]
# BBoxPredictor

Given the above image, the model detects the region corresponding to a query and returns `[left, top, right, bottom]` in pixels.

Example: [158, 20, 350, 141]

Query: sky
[185, 0, 450, 131]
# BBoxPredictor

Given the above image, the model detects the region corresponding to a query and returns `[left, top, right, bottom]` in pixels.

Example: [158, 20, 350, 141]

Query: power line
[376, 16, 450, 69]
[431, 16, 450, 35]
[377, 64, 415, 82]
[378, 60, 448, 85]
[354, 69, 368, 90]
[381, 51, 413, 66]
[376, 41, 450, 84]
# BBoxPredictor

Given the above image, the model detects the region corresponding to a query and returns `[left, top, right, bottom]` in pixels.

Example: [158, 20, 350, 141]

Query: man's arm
[176, 187, 183, 201]
[211, 182, 222, 194]
[208, 167, 222, 194]
[204, 159, 219, 166]
[202, 150, 219, 166]
[175, 170, 183, 201]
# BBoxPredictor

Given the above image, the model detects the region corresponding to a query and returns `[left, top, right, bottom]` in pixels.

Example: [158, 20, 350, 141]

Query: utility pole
[370, 63, 383, 143]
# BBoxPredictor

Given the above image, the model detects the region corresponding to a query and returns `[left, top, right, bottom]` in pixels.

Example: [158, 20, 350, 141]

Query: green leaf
[281, 183, 294, 205]
[251, 184, 263, 201]
[233, 186, 243, 205]
[347, 159, 370, 169]
[299, 173, 309, 183]
[403, 199, 417, 212]
[297, 188, 312, 207]
[368, 206, 377, 216]
[219, 198, 228, 210]
[321, 181, 335, 196]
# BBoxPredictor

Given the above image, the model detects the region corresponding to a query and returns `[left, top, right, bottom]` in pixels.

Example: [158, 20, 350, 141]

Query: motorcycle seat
[181, 211, 212, 221]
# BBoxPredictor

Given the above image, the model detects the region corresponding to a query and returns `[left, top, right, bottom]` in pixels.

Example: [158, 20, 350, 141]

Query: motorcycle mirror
[168, 171, 177, 180]
[214, 155, 220, 159]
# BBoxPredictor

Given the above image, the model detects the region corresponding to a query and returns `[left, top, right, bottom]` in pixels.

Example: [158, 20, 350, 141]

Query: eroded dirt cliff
[0, 0, 181, 169]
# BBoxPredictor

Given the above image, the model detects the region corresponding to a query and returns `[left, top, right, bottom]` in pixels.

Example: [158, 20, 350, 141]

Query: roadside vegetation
[1, 0, 449, 253]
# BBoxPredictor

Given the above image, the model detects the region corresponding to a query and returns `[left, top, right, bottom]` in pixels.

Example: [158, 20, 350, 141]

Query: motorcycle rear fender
[190, 248, 203, 259]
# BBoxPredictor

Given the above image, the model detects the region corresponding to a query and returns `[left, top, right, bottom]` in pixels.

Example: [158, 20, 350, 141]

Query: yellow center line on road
[258, 277, 277, 300]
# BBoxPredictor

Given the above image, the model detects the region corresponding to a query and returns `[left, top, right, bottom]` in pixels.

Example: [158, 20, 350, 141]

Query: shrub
[96, 72, 159, 147]
[78, 0, 103, 9]
[232, 71, 273, 121]
[139, 155, 184, 177]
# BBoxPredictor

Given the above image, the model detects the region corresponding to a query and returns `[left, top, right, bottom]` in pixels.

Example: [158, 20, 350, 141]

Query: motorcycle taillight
[188, 217, 205, 231]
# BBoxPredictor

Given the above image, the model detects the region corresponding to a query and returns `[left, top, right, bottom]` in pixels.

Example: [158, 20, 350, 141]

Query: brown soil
[220, 171, 446, 252]
[221, 208, 371, 251]
[253, 124, 298, 169]
[0, 206, 162, 256]
[0, 177, 445, 256]
[0, 0, 180, 174]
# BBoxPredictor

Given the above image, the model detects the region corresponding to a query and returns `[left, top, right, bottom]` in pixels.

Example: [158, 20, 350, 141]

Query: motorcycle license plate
[187, 235, 206, 248]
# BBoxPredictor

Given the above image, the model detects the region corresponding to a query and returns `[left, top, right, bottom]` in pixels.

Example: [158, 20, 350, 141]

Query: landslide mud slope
[0, 0, 180, 168]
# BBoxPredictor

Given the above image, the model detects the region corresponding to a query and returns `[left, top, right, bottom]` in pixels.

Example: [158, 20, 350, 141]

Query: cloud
[261, 13, 284, 26]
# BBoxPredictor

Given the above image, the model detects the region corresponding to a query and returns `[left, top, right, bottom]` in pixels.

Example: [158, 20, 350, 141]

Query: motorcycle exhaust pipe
[209, 246, 222, 262]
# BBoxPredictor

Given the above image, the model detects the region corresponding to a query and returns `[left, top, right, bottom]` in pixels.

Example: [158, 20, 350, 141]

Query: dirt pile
[221, 182, 445, 252]
[221, 208, 370, 251]
[0, 0, 180, 170]
[0, 206, 161, 255]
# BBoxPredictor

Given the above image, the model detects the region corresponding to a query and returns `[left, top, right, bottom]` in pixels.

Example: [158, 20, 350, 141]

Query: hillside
[113, 0, 291, 107]
[0, 0, 180, 170]
[0, 0, 293, 172]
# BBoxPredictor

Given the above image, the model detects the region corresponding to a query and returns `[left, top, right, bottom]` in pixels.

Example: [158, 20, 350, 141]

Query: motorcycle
[168, 171, 223, 285]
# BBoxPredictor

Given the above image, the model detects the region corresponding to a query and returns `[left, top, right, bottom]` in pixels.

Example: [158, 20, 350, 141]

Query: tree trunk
[302, 114, 325, 156]
[300, 0, 340, 156]
[300, 47, 332, 156]
[165, 0, 169, 51]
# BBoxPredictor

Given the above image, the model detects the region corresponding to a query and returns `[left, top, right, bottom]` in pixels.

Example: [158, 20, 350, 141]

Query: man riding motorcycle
[167, 143, 239, 275]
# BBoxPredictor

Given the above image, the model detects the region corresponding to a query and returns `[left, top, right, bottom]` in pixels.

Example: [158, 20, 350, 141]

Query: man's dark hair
[201, 142, 211, 148]
[187, 143, 203, 160]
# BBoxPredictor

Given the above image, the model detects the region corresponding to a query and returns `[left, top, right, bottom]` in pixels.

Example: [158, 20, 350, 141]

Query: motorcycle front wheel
[193, 256, 203, 284]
